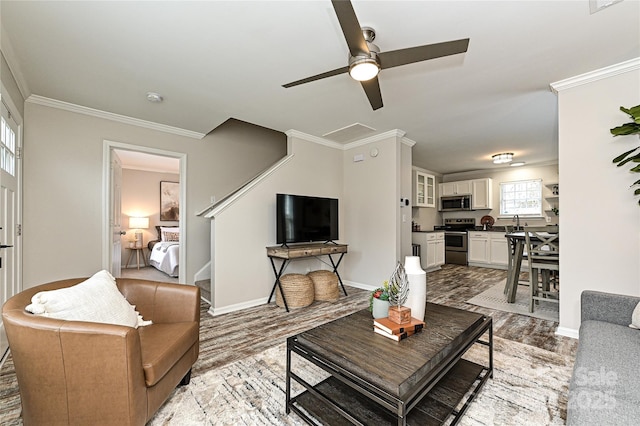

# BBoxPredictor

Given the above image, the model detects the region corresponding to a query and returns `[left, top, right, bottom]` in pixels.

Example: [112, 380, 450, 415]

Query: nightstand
[126, 247, 148, 270]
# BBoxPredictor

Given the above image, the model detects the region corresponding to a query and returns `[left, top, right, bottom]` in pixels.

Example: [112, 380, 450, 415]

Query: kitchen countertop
[471, 226, 508, 232]
[412, 227, 513, 233]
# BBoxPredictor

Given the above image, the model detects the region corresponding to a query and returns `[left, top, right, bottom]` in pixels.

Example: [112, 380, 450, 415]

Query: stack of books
[373, 317, 426, 341]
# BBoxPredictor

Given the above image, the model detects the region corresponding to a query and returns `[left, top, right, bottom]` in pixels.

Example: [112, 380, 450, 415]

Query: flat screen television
[276, 193, 338, 245]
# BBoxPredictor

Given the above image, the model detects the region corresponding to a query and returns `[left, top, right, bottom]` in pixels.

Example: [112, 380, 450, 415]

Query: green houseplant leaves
[610, 105, 640, 205]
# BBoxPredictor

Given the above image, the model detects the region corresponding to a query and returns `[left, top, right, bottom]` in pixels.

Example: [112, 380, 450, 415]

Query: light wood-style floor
[191, 263, 576, 374]
[0, 264, 577, 425]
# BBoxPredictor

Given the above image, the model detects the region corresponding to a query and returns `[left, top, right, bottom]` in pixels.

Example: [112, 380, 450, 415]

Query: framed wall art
[160, 181, 180, 221]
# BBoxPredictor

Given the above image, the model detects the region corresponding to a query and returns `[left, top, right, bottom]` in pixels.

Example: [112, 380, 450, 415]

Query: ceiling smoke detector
[146, 92, 164, 103]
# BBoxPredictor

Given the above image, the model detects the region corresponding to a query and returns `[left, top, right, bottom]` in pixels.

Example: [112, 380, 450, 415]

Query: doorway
[103, 141, 186, 283]
[0, 89, 23, 360]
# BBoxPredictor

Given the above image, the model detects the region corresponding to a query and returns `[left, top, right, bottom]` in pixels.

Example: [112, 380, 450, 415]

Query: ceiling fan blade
[331, 0, 369, 57]
[282, 66, 349, 88]
[360, 77, 383, 110]
[378, 38, 470, 70]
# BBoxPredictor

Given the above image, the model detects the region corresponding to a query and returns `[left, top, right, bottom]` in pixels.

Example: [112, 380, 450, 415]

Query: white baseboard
[343, 280, 377, 292]
[467, 263, 508, 271]
[208, 281, 370, 316]
[555, 326, 579, 339]
[208, 296, 270, 316]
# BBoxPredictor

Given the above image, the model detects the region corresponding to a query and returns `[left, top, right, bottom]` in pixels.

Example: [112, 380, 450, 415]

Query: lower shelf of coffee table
[291, 359, 486, 426]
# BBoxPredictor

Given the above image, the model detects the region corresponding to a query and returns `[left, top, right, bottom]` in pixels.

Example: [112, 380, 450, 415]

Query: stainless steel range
[434, 218, 476, 265]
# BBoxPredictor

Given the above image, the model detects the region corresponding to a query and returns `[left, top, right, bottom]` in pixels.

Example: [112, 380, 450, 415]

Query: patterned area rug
[149, 335, 573, 425]
[466, 280, 559, 322]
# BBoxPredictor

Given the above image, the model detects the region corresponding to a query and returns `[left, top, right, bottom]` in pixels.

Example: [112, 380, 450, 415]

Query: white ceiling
[2, 1, 639, 174]
[114, 149, 180, 174]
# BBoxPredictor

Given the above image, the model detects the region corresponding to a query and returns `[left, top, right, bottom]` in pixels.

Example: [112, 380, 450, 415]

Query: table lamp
[129, 216, 149, 248]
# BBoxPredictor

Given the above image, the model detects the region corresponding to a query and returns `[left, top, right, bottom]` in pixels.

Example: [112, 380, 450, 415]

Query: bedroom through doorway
[116, 149, 180, 283]
[103, 142, 185, 284]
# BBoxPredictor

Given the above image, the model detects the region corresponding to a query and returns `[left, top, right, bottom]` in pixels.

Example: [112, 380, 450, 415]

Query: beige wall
[120, 168, 179, 261]
[211, 136, 344, 310]
[209, 131, 415, 312]
[556, 66, 640, 335]
[342, 134, 404, 288]
[22, 102, 286, 288]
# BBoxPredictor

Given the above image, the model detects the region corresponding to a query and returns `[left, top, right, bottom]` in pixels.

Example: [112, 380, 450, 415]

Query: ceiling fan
[282, 0, 470, 110]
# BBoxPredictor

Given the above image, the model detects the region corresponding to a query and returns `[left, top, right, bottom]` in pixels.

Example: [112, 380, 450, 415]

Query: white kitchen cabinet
[468, 232, 489, 263]
[468, 231, 509, 269]
[413, 171, 435, 208]
[439, 180, 472, 196]
[471, 178, 493, 210]
[412, 232, 445, 271]
[434, 234, 445, 266]
[489, 235, 509, 266]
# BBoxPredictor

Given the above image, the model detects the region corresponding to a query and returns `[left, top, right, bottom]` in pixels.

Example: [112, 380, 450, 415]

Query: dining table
[503, 230, 559, 303]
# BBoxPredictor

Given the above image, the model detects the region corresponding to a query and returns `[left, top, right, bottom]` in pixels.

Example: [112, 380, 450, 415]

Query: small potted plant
[369, 281, 390, 319]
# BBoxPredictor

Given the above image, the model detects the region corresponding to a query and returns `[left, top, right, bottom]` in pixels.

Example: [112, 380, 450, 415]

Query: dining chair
[524, 225, 559, 313]
[503, 225, 529, 298]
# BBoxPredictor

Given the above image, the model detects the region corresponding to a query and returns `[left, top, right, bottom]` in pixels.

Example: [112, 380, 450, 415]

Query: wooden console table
[266, 243, 348, 312]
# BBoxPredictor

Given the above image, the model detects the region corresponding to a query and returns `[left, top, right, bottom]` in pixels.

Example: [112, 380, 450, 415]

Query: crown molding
[26, 95, 206, 139]
[286, 128, 410, 151]
[343, 129, 407, 150]
[402, 136, 417, 147]
[550, 57, 640, 94]
[285, 129, 344, 149]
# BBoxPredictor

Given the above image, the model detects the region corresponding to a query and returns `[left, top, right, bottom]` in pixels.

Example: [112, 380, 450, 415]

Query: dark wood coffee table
[286, 303, 492, 425]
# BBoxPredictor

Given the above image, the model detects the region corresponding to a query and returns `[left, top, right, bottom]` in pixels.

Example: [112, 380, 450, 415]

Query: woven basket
[307, 270, 339, 302]
[275, 274, 314, 308]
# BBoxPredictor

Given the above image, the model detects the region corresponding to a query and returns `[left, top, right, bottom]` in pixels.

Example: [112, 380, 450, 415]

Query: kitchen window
[499, 179, 542, 216]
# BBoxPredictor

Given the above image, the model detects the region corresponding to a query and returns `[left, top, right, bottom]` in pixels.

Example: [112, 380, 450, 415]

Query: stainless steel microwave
[440, 195, 472, 211]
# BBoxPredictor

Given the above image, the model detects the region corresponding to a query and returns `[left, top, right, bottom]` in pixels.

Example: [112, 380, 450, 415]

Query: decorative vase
[371, 298, 390, 319]
[404, 256, 427, 321]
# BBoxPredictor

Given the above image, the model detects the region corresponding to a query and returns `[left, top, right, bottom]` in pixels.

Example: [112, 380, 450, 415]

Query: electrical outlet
[546, 216, 551, 223]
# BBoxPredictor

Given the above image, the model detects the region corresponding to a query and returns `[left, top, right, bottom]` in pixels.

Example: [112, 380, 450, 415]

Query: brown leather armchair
[2, 278, 200, 426]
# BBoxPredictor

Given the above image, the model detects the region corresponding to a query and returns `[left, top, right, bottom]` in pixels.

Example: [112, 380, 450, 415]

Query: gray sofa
[567, 290, 640, 425]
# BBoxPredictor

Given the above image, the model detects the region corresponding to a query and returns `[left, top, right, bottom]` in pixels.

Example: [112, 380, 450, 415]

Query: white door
[0, 98, 22, 357]
[110, 151, 123, 277]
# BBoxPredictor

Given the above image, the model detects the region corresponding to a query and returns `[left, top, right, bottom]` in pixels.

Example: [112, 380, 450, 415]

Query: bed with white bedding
[149, 242, 179, 277]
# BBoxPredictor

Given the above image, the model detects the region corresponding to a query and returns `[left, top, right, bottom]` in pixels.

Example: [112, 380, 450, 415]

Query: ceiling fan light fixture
[492, 152, 514, 164]
[349, 56, 380, 81]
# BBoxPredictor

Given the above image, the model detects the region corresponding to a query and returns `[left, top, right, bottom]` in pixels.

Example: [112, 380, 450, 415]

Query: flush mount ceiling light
[492, 152, 514, 164]
[349, 56, 380, 81]
[146, 92, 163, 103]
[510, 161, 526, 167]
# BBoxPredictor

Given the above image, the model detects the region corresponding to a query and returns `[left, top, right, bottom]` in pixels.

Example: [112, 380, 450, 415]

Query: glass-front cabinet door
[414, 171, 435, 208]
